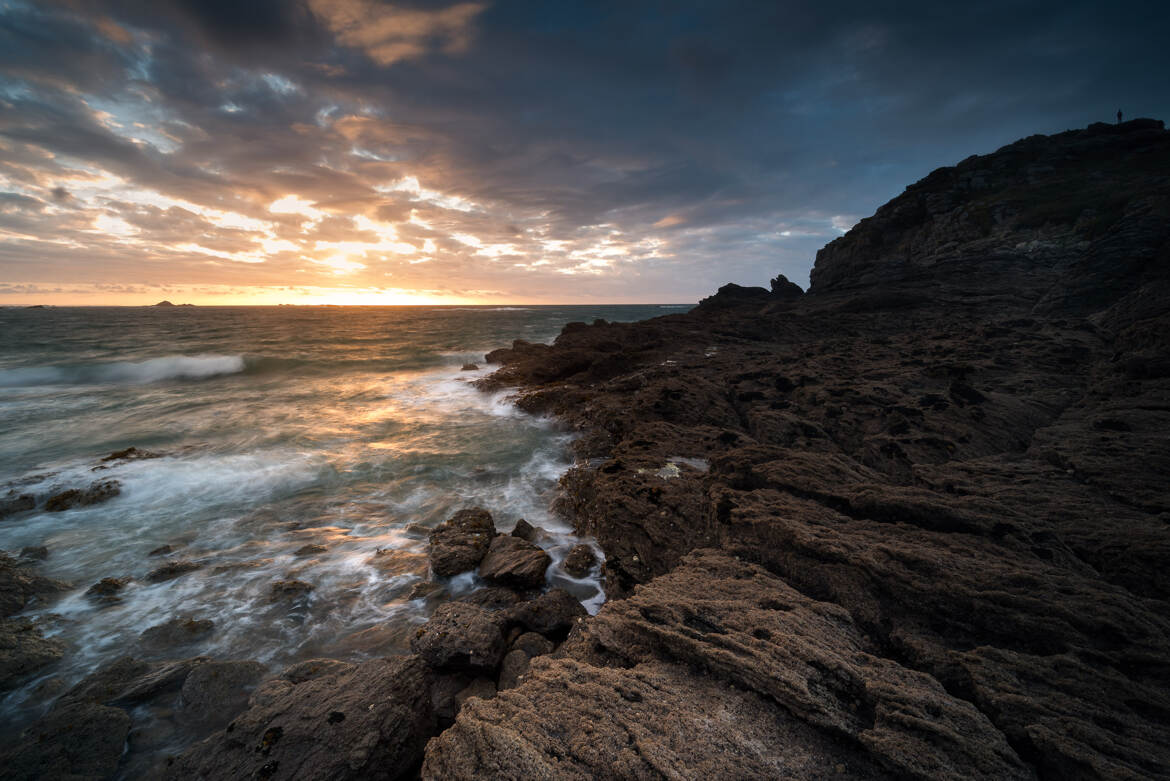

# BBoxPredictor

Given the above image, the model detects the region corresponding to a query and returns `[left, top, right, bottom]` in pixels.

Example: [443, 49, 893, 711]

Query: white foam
[0, 354, 245, 387]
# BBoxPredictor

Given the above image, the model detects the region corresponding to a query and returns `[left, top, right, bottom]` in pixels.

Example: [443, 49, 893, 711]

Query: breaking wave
[0, 354, 246, 387]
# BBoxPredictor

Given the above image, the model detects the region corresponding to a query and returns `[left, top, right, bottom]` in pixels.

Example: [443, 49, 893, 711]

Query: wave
[0, 354, 246, 387]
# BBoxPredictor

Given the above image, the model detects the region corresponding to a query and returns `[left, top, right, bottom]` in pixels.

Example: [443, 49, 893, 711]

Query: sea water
[0, 304, 679, 728]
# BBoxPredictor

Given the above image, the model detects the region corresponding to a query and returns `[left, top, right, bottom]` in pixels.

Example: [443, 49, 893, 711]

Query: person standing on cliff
[1118, 109, 1123, 123]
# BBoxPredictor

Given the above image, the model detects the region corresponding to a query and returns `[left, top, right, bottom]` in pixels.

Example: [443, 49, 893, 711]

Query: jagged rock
[428, 507, 497, 577]
[181, 659, 268, 728]
[65, 655, 209, 706]
[411, 602, 506, 672]
[466, 122, 1170, 778]
[770, 273, 804, 299]
[501, 587, 586, 639]
[561, 544, 597, 577]
[165, 656, 434, 781]
[19, 545, 47, 561]
[477, 535, 550, 589]
[0, 551, 68, 617]
[43, 479, 121, 511]
[146, 559, 202, 582]
[138, 616, 214, 651]
[0, 617, 65, 691]
[510, 518, 541, 541]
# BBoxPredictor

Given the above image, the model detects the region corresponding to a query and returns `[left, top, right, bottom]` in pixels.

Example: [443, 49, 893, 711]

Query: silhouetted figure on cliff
[1117, 109, 1123, 123]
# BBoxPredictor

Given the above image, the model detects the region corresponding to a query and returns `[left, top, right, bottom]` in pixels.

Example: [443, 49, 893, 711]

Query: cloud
[307, 0, 486, 66]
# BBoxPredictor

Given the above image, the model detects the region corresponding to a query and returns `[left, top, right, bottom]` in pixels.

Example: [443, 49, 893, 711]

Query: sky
[1, 0, 1167, 305]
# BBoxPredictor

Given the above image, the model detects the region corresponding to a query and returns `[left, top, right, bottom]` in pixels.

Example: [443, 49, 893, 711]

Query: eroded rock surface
[447, 121, 1170, 778]
[428, 507, 498, 577]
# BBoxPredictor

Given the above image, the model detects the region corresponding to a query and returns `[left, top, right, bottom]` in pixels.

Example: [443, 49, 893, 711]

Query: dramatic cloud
[0, 0, 1167, 304]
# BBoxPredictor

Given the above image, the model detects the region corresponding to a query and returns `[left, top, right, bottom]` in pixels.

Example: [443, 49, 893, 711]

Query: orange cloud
[308, 0, 487, 66]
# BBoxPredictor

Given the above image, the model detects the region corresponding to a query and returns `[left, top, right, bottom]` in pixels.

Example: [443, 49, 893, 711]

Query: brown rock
[148, 544, 175, 556]
[43, 479, 121, 511]
[561, 544, 597, 578]
[145, 559, 201, 582]
[138, 616, 214, 651]
[85, 576, 130, 601]
[0, 491, 35, 519]
[411, 602, 506, 672]
[511, 631, 554, 659]
[18, 545, 47, 561]
[181, 659, 268, 728]
[478, 535, 551, 589]
[0, 701, 131, 781]
[165, 656, 435, 781]
[296, 543, 328, 557]
[0, 617, 65, 691]
[0, 551, 68, 617]
[501, 587, 586, 639]
[280, 658, 355, 684]
[270, 579, 314, 600]
[428, 507, 497, 577]
[510, 518, 540, 541]
[496, 648, 530, 690]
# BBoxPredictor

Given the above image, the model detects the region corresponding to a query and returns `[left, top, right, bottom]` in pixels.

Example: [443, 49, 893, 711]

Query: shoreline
[4, 119, 1169, 779]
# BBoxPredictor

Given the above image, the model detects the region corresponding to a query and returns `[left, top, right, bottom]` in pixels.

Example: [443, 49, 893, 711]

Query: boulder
[164, 656, 435, 781]
[43, 479, 121, 512]
[511, 631, 554, 659]
[280, 658, 355, 684]
[460, 363, 479, 371]
[477, 535, 551, 589]
[411, 602, 506, 671]
[501, 587, 585, 639]
[510, 517, 541, 541]
[428, 507, 497, 577]
[19, 546, 48, 561]
[496, 648, 530, 690]
[562, 544, 597, 577]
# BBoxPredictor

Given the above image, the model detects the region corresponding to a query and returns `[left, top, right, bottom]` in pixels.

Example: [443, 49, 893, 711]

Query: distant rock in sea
[153, 300, 174, 307]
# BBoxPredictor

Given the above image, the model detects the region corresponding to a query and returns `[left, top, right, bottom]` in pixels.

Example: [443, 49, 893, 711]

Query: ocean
[0, 304, 686, 732]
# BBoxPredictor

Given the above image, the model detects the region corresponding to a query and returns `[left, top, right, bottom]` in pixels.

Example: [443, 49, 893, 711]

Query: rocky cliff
[430, 119, 1170, 779]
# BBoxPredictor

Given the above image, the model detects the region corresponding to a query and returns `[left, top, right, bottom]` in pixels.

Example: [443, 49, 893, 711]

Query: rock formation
[443, 119, 1170, 779]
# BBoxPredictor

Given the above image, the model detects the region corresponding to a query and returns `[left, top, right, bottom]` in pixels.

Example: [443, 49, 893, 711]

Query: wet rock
[146, 559, 202, 582]
[428, 507, 497, 577]
[181, 659, 268, 729]
[0, 551, 68, 617]
[501, 587, 586, 639]
[85, 576, 130, 602]
[510, 518, 540, 541]
[366, 547, 428, 577]
[19, 545, 48, 561]
[270, 579, 313, 600]
[43, 479, 121, 512]
[165, 656, 435, 781]
[562, 543, 597, 577]
[454, 586, 525, 610]
[66, 655, 210, 706]
[407, 580, 445, 600]
[496, 649, 530, 690]
[477, 535, 551, 589]
[0, 701, 131, 781]
[411, 602, 506, 672]
[0, 490, 35, 520]
[148, 544, 175, 556]
[99, 446, 160, 464]
[138, 616, 215, 651]
[280, 658, 355, 684]
[0, 617, 65, 691]
[295, 543, 328, 557]
[460, 363, 479, 371]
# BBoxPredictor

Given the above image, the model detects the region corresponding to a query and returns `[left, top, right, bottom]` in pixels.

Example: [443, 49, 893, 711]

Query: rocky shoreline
[3, 118, 1169, 779]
